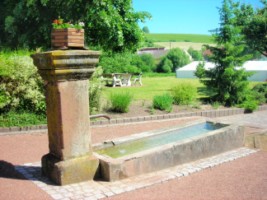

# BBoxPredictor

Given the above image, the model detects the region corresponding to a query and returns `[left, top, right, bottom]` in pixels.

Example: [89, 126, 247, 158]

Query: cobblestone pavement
[15, 148, 257, 200]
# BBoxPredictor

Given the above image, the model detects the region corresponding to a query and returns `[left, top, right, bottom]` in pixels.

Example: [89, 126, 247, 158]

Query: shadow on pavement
[0, 160, 27, 180]
[0, 160, 55, 185]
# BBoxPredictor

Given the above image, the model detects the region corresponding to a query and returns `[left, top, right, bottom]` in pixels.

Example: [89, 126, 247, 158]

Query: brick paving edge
[1, 105, 267, 136]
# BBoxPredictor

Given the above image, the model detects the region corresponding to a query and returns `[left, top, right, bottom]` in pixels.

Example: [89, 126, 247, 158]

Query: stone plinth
[31, 50, 100, 185]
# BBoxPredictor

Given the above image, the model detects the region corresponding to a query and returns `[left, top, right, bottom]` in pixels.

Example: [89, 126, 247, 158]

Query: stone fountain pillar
[31, 50, 100, 185]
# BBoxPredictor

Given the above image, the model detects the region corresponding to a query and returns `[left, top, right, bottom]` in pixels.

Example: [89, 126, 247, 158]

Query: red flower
[53, 19, 59, 24]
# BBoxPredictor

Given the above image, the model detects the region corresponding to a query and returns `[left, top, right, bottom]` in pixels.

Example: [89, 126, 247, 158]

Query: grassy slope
[154, 42, 209, 50]
[145, 33, 213, 43]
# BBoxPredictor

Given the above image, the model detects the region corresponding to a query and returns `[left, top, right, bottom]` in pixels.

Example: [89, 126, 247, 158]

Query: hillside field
[154, 42, 210, 50]
[145, 33, 213, 43]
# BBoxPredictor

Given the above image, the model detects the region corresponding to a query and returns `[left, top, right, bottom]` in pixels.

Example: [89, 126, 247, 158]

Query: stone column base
[41, 153, 99, 185]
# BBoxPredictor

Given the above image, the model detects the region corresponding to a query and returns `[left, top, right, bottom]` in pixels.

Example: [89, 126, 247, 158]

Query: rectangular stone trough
[93, 119, 244, 181]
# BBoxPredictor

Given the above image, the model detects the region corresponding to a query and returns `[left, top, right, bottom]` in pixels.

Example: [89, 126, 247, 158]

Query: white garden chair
[133, 73, 142, 86]
[112, 74, 122, 87]
[121, 74, 132, 86]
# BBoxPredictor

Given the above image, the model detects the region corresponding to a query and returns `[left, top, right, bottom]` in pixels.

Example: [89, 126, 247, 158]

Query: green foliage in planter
[109, 92, 133, 113]
[171, 83, 197, 105]
[0, 50, 46, 114]
[152, 93, 173, 112]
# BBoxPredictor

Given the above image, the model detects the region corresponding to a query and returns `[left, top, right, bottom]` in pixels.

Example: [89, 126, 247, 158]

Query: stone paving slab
[15, 147, 258, 200]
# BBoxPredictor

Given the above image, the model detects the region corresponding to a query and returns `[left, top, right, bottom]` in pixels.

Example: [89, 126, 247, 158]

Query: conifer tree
[196, 0, 252, 106]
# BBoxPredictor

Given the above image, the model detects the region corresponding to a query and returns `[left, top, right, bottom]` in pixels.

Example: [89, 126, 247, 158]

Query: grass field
[102, 76, 260, 102]
[102, 77, 204, 101]
[154, 42, 215, 50]
[145, 33, 213, 43]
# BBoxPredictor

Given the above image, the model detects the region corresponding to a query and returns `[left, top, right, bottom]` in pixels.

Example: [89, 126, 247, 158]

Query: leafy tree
[235, 0, 267, 56]
[157, 57, 173, 73]
[142, 37, 155, 47]
[188, 47, 203, 61]
[138, 54, 156, 72]
[195, 0, 252, 106]
[158, 48, 190, 72]
[99, 52, 140, 74]
[0, 0, 151, 52]
[100, 52, 156, 73]
[142, 26, 150, 33]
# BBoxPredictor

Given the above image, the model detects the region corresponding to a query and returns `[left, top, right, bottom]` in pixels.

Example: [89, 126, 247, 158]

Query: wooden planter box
[51, 28, 84, 49]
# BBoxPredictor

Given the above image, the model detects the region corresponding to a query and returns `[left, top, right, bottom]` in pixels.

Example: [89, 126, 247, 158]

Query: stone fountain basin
[93, 119, 244, 182]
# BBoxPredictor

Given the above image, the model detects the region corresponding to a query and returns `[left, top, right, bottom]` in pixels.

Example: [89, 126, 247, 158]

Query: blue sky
[133, 0, 263, 35]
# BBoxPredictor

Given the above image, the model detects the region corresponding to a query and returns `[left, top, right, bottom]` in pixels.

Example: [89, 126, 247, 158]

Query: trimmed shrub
[252, 83, 267, 104]
[172, 83, 197, 105]
[153, 93, 173, 112]
[239, 90, 260, 113]
[109, 92, 133, 113]
[241, 99, 258, 113]
[0, 50, 45, 114]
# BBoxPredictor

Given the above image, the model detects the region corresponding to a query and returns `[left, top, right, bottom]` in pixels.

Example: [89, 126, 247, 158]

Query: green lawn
[102, 76, 260, 102]
[145, 33, 213, 43]
[102, 77, 204, 101]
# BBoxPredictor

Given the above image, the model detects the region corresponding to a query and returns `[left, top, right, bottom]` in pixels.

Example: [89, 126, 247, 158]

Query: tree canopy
[142, 26, 150, 33]
[157, 48, 190, 73]
[235, 0, 267, 56]
[0, 0, 151, 52]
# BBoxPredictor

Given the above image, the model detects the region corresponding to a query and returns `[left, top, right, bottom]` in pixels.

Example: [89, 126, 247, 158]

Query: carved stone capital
[31, 50, 101, 82]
